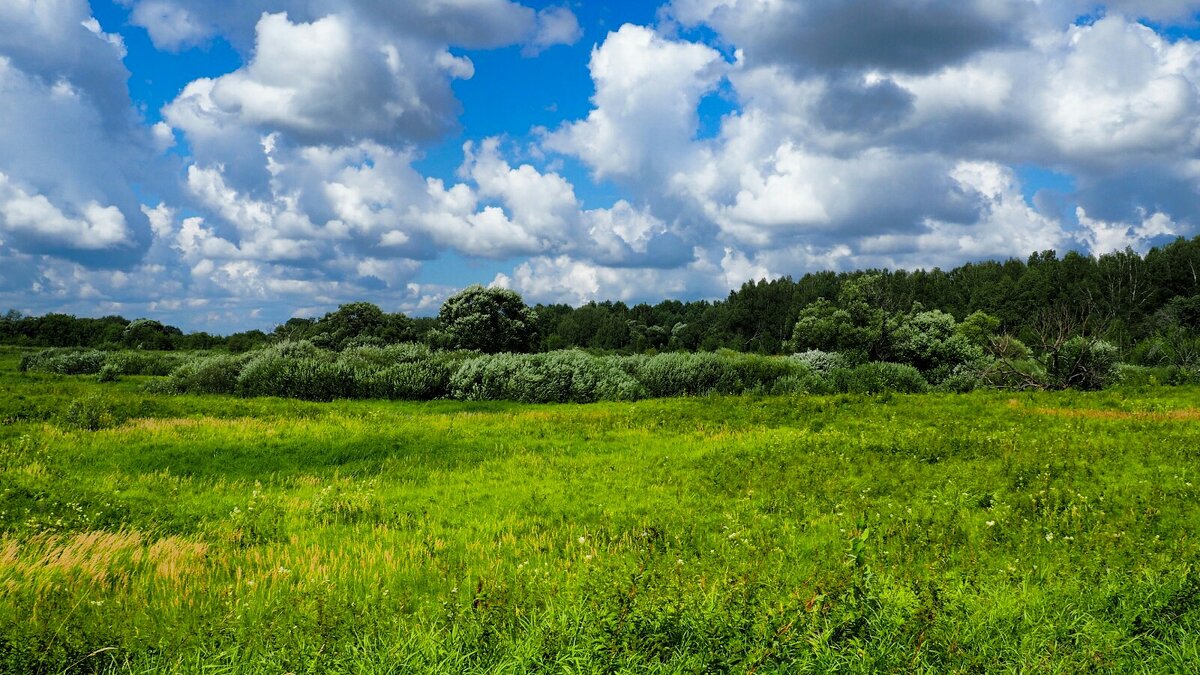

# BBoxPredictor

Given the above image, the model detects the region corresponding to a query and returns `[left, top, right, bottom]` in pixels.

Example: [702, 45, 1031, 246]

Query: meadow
[2, 346, 1199, 673]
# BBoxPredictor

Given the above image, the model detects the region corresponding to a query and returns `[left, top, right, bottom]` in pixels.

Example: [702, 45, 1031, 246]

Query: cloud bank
[1, 0, 1198, 329]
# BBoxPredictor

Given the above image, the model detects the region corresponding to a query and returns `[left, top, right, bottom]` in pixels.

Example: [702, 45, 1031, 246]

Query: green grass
[1, 346, 1199, 672]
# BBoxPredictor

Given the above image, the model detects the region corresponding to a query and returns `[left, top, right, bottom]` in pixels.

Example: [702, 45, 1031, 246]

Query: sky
[1, 1, 1200, 332]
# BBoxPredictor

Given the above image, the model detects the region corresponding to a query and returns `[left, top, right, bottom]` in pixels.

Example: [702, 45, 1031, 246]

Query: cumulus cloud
[119, 0, 576, 53]
[0, 172, 131, 250]
[6, 0, 1200, 327]
[545, 24, 728, 183]
[167, 12, 472, 147]
[667, 0, 1032, 74]
[1075, 208, 1178, 254]
[126, 0, 212, 51]
[0, 2, 155, 266]
[524, 6, 583, 56]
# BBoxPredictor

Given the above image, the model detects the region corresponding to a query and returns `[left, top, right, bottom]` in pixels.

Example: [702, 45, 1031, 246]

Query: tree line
[5, 237, 1200, 362]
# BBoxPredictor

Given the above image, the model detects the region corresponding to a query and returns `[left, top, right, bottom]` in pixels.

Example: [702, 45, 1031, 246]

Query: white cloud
[120, 0, 556, 52]
[545, 24, 728, 182]
[6, 0, 1200, 330]
[1076, 207, 1178, 254]
[524, 6, 582, 56]
[0, 4, 155, 264]
[0, 172, 131, 250]
[127, 0, 212, 51]
[182, 12, 469, 145]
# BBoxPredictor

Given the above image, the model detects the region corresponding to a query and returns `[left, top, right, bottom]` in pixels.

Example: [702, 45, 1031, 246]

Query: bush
[237, 341, 353, 401]
[102, 351, 187, 376]
[96, 363, 121, 383]
[1116, 364, 1200, 387]
[770, 364, 834, 395]
[831, 362, 928, 395]
[630, 353, 722, 397]
[1047, 337, 1120, 391]
[790, 350, 846, 375]
[980, 358, 1049, 390]
[450, 351, 645, 403]
[936, 364, 983, 393]
[165, 353, 249, 395]
[370, 359, 455, 400]
[61, 395, 120, 431]
[890, 310, 985, 384]
[19, 349, 106, 375]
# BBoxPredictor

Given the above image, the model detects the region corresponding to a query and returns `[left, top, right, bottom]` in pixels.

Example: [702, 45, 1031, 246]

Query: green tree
[956, 310, 1001, 349]
[122, 318, 180, 350]
[891, 309, 984, 383]
[438, 285, 538, 353]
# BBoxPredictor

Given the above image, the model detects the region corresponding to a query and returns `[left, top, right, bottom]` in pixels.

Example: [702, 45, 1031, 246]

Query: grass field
[2, 347, 1200, 673]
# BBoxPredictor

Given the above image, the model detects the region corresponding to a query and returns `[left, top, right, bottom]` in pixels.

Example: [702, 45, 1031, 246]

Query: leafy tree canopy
[438, 285, 538, 354]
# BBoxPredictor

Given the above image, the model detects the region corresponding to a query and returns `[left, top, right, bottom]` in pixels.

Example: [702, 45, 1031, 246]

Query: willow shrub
[235, 341, 354, 401]
[450, 350, 645, 403]
[151, 344, 944, 403]
[337, 344, 459, 400]
[20, 348, 187, 377]
[626, 351, 800, 398]
[19, 349, 106, 375]
[830, 362, 929, 395]
[160, 353, 250, 395]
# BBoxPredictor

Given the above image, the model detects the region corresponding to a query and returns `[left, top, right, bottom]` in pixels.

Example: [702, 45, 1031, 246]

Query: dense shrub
[20, 349, 106, 375]
[936, 364, 984, 393]
[830, 362, 928, 394]
[980, 358, 1050, 390]
[369, 359, 456, 400]
[236, 341, 353, 401]
[451, 351, 645, 403]
[1046, 337, 1120, 391]
[789, 350, 846, 375]
[770, 363, 834, 395]
[339, 344, 458, 400]
[164, 353, 250, 395]
[627, 351, 798, 398]
[20, 349, 189, 377]
[96, 363, 121, 383]
[130, 338, 1129, 404]
[890, 310, 986, 384]
[102, 351, 188, 376]
[1116, 364, 1200, 387]
[61, 395, 120, 431]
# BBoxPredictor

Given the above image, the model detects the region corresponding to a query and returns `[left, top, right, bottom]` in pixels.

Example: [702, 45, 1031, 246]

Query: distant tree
[307, 302, 415, 350]
[274, 317, 317, 342]
[787, 275, 891, 362]
[438, 285, 538, 353]
[176, 331, 222, 351]
[226, 330, 269, 353]
[122, 318, 180, 350]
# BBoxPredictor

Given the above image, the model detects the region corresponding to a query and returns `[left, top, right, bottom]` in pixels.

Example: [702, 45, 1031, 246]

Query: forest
[5, 239, 1198, 359]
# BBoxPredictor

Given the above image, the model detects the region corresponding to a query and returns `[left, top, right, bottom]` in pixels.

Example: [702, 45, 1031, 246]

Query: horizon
[2, 1, 1200, 332]
[4, 239, 1190, 337]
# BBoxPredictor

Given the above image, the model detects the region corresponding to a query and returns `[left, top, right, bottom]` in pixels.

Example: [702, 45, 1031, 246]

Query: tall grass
[0, 359, 1198, 671]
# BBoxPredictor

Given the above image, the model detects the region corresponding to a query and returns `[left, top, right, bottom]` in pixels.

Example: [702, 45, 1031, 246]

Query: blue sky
[1, 1, 1199, 331]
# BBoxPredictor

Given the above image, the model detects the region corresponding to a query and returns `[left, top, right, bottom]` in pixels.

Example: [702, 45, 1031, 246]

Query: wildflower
[986, 521, 995, 527]
[1045, 532, 1054, 542]
[578, 536, 587, 544]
